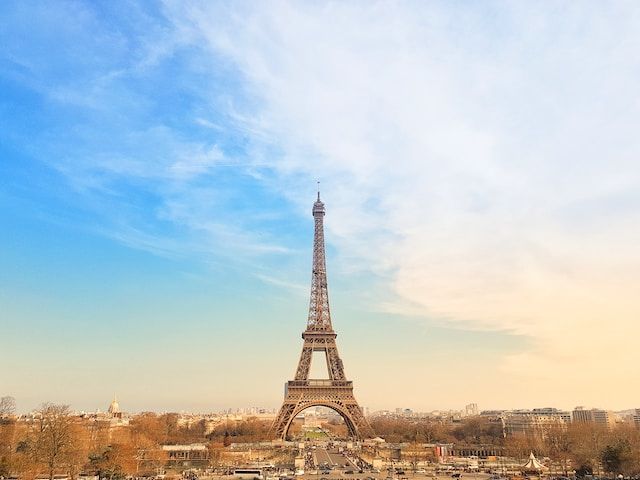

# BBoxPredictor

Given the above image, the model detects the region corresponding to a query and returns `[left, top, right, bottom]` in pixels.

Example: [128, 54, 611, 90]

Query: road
[312, 448, 358, 471]
[298, 472, 492, 480]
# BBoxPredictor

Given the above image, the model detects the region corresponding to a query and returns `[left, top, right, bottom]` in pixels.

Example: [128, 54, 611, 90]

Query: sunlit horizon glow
[1, 1, 640, 414]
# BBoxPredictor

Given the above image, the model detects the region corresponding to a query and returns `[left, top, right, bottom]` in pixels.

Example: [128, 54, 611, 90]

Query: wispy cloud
[253, 273, 307, 294]
[1, 1, 293, 266]
[4, 0, 640, 407]
[163, 0, 640, 406]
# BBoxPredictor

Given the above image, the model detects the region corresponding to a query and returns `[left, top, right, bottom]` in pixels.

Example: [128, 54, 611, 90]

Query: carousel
[521, 452, 547, 477]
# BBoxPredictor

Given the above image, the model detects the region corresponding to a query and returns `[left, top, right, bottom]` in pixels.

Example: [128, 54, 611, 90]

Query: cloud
[0, 0, 292, 266]
[163, 1, 640, 406]
[5, 1, 640, 408]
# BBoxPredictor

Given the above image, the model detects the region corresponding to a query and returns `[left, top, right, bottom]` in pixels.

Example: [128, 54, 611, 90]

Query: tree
[131, 413, 165, 445]
[0, 410, 18, 477]
[403, 442, 431, 472]
[453, 417, 504, 445]
[67, 422, 90, 480]
[600, 426, 640, 476]
[321, 419, 348, 439]
[31, 403, 81, 480]
[545, 424, 572, 475]
[568, 423, 607, 476]
[0, 396, 16, 417]
[134, 434, 166, 476]
[89, 442, 137, 480]
[504, 435, 536, 462]
[207, 442, 223, 468]
[128, 416, 167, 475]
[206, 417, 271, 443]
[601, 442, 628, 474]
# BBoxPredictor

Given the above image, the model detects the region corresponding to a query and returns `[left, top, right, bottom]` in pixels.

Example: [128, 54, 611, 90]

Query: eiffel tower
[271, 191, 373, 440]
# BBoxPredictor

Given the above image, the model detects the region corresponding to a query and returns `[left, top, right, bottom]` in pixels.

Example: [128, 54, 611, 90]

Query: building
[163, 444, 209, 468]
[633, 409, 640, 428]
[572, 407, 592, 423]
[532, 408, 571, 423]
[592, 409, 614, 427]
[449, 444, 503, 458]
[107, 395, 122, 419]
[465, 403, 479, 417]
[572, 407, 615, 428]
[303, 411, 321, 428]
[502, 410, 567, 438]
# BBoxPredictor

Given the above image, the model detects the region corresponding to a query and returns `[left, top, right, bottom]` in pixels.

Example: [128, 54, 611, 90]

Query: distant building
[303, 411, 321, 428]
[162, 444, 209, 468]
[572, 406, 593, 423]
[449, 444, 503, 458]
[532, 407, 571, 423]
[465, 403, 479, 417]
[633, 409, 640, 428]
[108, 395, 122, 419]
[572, 407, 615, 428]
[502, 410, 567, 438]
[480, 410, 505, 417]
[592, 409, 615, 427]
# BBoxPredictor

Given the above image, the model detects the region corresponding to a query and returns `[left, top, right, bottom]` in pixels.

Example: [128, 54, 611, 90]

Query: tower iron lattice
[270, 192, 373, 440]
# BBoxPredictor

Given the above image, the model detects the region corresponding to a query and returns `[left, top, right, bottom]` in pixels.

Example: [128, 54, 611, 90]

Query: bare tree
[403, 442, 430, 472]
[0, 420, 16, 477]
[545, 424, 572, 475]
[0, 396, 16, 417]
[569, 422, 608, 476]
[31, 403, 79, 480]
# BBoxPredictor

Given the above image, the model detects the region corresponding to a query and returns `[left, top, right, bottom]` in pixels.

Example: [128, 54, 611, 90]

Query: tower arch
[282, 402, 358, 440]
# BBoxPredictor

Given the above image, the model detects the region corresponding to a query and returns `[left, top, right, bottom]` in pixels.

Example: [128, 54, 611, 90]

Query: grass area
[303, 429, 331, 439]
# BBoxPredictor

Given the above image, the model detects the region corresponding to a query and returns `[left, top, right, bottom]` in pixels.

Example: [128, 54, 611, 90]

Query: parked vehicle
[233, 469, 264, 480]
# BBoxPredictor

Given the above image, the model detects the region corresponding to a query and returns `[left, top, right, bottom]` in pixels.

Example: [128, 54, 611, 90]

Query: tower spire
[308, 191, 331, 331]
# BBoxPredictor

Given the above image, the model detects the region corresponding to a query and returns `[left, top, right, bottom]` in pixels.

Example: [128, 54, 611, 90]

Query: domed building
[107, 394, 122, 419]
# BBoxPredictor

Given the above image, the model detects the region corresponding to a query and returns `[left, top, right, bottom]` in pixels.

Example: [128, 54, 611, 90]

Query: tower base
[271, 380, 373, 440]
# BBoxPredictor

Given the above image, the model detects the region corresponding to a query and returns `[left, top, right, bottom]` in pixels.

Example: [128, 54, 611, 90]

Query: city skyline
[2, 1, 640, 414]
[5, 392, 637, 420]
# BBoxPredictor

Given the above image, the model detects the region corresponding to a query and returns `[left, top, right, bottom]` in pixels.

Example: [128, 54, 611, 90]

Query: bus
[233, 469, 264, 480]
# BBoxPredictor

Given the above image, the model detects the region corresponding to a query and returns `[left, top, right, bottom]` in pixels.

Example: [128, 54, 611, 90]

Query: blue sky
[2, 1, 640, 414]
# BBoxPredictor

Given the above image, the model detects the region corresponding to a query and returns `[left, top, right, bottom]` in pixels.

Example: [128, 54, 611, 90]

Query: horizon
[2, 2, 640, 414]
[8, 398, 638, 417]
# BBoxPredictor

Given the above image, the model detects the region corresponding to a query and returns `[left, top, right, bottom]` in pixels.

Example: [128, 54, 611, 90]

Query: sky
[1, 1, 640, 415]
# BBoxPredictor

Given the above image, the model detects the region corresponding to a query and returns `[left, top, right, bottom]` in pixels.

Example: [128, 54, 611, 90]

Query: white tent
[522, 452, 546, 472]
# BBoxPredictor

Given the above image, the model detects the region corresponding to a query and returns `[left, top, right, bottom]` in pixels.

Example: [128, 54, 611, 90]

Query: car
[451, 474, 462, 479]
[345, 471, 355, 475]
